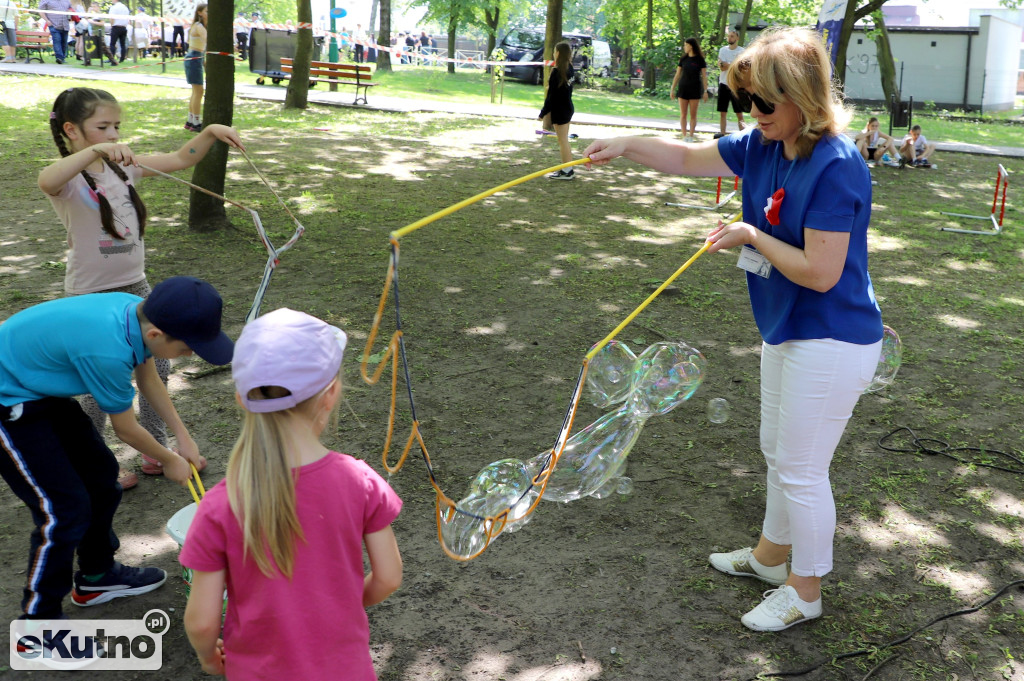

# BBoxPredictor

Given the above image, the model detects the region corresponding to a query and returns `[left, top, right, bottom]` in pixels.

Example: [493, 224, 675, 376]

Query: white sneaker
[547, 169, 574, 180]
[741, 585, 822, 632]
[708, 547, 788, 585]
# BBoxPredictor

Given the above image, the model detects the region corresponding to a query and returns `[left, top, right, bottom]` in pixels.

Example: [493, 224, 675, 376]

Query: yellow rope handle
[186, 462, 205, 505]
[391, 158, 591, 240]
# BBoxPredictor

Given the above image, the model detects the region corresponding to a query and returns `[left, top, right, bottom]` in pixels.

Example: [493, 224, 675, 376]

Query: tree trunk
[376, 0, 391, 72]
[711, 0, 729, 43]
[643, 0, 655, 90]
[871, 10, 897, 104]
[834, 0, 888, 86]
[739, 0, 753, 44]
[188, 0, 233, 231]
[688, 0, 699, 39]
[283, 0, 313, 109]
[446, 10, 457, 74]
[544, 0, 563, 87]
[672, 0, 685, 45]
[484, 5, 500, 58]
[369, 0, 379, 36]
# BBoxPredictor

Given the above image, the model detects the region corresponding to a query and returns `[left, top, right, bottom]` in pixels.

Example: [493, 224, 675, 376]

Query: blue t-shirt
[0, 293, 150, 413]
[717, 127, 883, 345]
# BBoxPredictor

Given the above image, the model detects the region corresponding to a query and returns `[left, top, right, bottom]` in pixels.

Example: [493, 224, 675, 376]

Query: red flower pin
[763, 188, 785, 226]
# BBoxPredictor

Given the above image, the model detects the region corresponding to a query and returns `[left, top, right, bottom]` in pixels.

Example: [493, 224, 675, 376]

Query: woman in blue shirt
[584, 27, 883, 633]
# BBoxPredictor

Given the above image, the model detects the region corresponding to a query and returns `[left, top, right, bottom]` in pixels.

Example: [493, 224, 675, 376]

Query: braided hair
[49, 88, 147, 240]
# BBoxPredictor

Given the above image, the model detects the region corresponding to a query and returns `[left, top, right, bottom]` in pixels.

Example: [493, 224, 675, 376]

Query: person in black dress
[670, 37, 708, 142]
[539, 41, 576, 180]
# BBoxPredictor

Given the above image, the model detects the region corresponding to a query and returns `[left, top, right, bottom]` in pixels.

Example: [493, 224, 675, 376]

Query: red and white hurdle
[666, 176, 740, 211]
[940, 164, 1009, 235]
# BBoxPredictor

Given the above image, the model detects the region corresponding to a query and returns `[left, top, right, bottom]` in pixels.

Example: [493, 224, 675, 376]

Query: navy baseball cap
[143, 276, 234, 365]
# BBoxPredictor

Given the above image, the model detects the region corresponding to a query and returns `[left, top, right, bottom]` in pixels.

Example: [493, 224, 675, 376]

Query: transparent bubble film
[440, 341, 706, 558]
[865, 325, 902, 393]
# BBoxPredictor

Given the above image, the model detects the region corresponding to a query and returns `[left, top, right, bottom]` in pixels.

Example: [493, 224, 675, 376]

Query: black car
[500, 29, 608, 85]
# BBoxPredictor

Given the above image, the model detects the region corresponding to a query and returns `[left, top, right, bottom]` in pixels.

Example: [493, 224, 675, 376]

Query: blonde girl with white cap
[181, 308, 403, 679]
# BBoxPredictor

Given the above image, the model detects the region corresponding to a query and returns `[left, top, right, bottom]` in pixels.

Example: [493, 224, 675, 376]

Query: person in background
[584, 26, 883, 634]
[899, 124, 937, 167]
[854, 117, 898, 167]
[38, 0, 72, 64]
[85, 2, 117, 66]
[0, 0, 17, 63]
[716, 29, 748, 137]
[234, 11, 247, 61]
[670, 37, 708, 142]
[539, 41, 577, 181]
[183, 3, 207, 132]
[108, 0, 128, 62]
[352, 22, 364, 63]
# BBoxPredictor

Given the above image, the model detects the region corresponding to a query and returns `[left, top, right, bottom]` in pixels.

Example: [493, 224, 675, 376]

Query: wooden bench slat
[16, 30, 50, 63]
[269, 56, 376, 104]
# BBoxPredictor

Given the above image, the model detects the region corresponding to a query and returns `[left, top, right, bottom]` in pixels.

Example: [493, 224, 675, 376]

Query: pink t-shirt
[179, 452, 402, 681]
[47, 164, 145, 294]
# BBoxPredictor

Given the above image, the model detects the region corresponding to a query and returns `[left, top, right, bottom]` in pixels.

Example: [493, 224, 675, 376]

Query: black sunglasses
[741, 89, 780, 115]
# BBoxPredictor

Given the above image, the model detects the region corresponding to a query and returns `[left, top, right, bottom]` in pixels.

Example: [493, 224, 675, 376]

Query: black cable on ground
[742, 579, 1024, 680]
[878, 425, 1024, 475]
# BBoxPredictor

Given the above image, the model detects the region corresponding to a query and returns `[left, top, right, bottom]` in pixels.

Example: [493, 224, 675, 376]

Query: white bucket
[166, 503, 199, 592]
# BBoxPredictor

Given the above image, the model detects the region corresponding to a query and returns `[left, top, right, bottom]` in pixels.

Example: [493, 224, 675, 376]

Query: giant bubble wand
[361, 158, 724, 560]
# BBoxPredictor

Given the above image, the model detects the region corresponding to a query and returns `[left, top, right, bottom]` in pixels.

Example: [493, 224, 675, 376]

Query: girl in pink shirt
[39, 87, 243, 488]
[181, 309, 403, 680]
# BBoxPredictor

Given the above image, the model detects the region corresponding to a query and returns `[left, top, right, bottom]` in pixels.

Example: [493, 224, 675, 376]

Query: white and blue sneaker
[71, 562, 167, 607]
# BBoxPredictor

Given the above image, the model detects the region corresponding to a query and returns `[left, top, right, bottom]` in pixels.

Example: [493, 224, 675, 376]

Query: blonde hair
[226, 369, 343, 579]
[726, 27, 852, 158]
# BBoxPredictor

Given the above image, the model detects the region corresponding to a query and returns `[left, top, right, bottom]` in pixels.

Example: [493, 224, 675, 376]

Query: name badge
[736, 247, 773, 278]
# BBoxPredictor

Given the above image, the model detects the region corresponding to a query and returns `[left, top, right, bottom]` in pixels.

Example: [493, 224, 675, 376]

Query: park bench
[16, 30, 51, 63]
[279, 57, 375, 104]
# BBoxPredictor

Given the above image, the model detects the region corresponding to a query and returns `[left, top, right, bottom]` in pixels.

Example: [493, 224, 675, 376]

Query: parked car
[500, 28, 611, 85]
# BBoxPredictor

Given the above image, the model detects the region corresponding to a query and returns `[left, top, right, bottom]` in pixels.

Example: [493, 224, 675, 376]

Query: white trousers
[759, 338, 881, 577]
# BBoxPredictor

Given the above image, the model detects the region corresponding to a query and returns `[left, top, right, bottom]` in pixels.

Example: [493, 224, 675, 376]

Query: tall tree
[484, 4, 500, 58]
[283, 0, 314, 109]
[189, 0, 234, 231]
[643, 0, 654, 89]
[543, 0, 562, 85]
[868, 10, 897, 105]
[738, 0, 752, 43]
[832, 0, 888, 85]
[376, 0, 392, 72]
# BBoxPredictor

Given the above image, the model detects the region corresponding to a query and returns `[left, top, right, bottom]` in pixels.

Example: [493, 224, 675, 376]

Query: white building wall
[977, 15, 1019, 110]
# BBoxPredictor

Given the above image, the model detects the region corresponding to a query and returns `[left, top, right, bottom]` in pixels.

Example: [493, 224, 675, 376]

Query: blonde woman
[585, 27, 883, 632]
[183, 3, 207, 131]
[539, 41, 576, 180]
[181, 309, 403, 678]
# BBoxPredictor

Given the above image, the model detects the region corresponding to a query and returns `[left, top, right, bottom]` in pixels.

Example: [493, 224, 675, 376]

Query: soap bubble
[707, 397, 729, 424]
[865, 325, 902, 393]
[586, 340, 637, 408]
[441, 340, 707, 555]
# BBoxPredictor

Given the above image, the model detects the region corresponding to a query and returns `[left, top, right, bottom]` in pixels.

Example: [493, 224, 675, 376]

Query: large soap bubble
[865, 325, 902, 393]
[439, 340, 706, 558]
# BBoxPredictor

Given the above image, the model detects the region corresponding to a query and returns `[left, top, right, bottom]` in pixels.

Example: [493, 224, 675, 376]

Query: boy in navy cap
[0, 276, 233, 619]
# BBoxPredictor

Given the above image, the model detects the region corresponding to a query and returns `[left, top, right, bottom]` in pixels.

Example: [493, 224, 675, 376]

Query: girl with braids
[538, 41, 576, 180]
[39, 87, 244, 489]
[181, 309, 403, 679]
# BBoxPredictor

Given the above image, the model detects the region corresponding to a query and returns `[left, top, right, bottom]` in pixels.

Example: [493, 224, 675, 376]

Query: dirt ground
[1, 83, 1022, 681]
